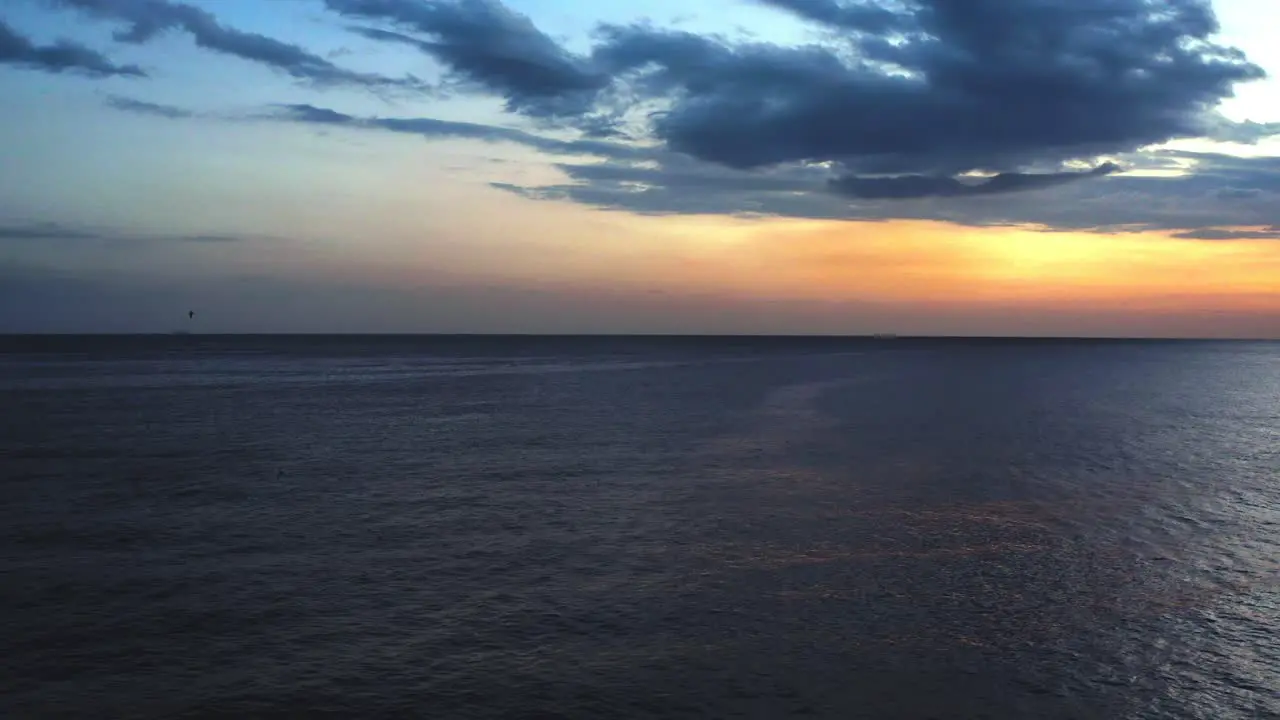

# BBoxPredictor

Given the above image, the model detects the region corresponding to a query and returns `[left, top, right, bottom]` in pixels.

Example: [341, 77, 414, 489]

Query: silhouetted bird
[188, 310, 195, 319]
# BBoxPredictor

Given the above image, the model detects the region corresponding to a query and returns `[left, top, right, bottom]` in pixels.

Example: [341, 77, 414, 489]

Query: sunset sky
[2, 0, 1279, 336]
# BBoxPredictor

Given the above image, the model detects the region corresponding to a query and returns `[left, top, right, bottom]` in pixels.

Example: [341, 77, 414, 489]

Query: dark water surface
[2, 336, 1277, 718]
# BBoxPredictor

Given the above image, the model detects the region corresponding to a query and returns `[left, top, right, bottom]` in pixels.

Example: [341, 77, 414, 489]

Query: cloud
[492, 152, 1280, 237]
[598, 6, 1260, 176]
[106, 94, 655, 161]
[268, 103, 654, 159]
[1215, 187, 1262, 200]
[266, 102, 658, 160]
[1160, 151, 1280, 196]
[828, 164, 1120, 200]
[335, 0, 1262, 183]
[0, 17, 144, 77]
[180, 234, 242, 243]
[1203, 119, 1280, 145]
[49, 0, 421, 90]
[323, 0, 609, 119]
[0, 222, 101, 240]
[756, 0, 912, 34]
[86, 0, 1280, 238]
[1170, 226, 1280, 240]
[104, 94, 195, 118]
[0, 220, 254, 243]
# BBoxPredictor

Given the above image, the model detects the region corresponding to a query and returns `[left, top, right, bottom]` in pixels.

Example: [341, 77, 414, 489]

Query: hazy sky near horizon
[2, 0, 1279, 335]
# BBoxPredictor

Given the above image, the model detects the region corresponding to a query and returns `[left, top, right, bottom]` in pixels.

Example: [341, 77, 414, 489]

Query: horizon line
[1, 333, 1276, 342]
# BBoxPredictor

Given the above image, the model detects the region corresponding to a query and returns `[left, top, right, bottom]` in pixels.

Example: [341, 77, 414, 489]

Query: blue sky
[2, 0, 1279, 335]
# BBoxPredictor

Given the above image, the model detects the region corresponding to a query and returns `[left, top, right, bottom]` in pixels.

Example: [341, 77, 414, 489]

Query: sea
[1, 335, 1276, 719]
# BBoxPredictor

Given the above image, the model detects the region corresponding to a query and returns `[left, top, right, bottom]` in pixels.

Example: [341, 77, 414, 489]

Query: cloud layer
[322, 1, 1266, 180]
[309, 0, 1280, 227]
[828, 164, 1121, 200]
[326, 0, 609, 118]
[1, 17, 143, 76]
[45, 0, 421, 89]
[0, 221, 253, 243]
[266, 102, 656, 160]
[104, 90, 1280, 236]
[20, 0, 1280, 236]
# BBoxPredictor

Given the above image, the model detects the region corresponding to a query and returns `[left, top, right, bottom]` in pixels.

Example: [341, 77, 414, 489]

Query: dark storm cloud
[323, 0, 609, 118]
[0, 18, 143, 76]
[755, 0, 911, 34]
[49, 0, 421, 90]
[79, 0, 1279, 239]
[334, 0, 1263, 179]
[592, 4, 1260, 177]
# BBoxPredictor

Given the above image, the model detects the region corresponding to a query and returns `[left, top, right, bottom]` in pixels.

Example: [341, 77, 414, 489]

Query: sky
[2, 0, 1279, 336]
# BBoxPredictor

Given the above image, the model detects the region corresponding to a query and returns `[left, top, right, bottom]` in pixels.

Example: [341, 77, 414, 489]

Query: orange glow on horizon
[356, 203, 1279, 336]
[637, 218, 1280, 313]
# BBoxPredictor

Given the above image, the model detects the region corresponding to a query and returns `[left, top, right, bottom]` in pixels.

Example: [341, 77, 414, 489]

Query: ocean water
[1, 335, 1277, 719]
